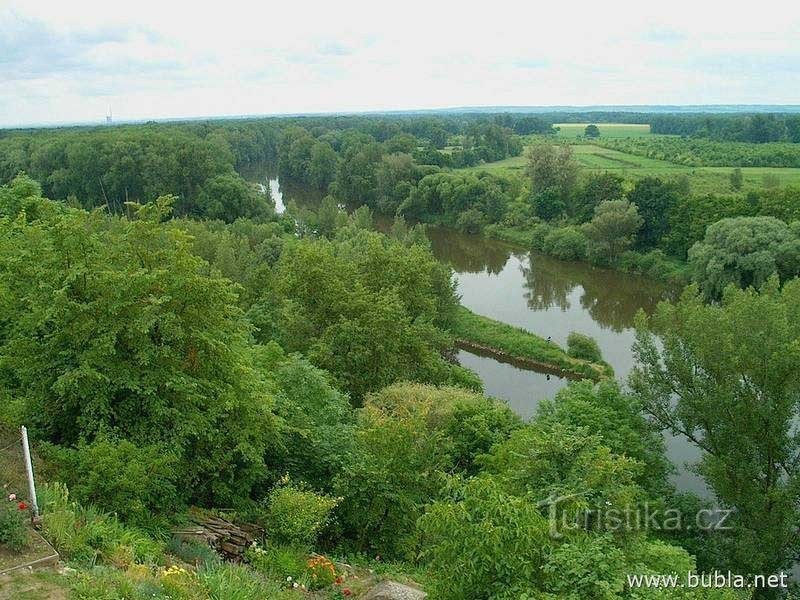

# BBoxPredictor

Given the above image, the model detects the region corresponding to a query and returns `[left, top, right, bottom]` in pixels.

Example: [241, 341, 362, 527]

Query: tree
[687, 216, 800, 300]
[630, 279, 800, 578]
[0, 191, 280, 506]
[574, 172, 625, 222]
[196, 172, 270, 222]
[584, 124, 600, 138]
[525, 143, 579, 208]
[627, 177, 679, 249]
[730, 167, 743, 191]
[582, 200, 643, 263]
[308, 141, 338, 190]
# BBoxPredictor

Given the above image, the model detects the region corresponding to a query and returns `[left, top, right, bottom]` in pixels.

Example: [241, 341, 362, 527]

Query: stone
[362, 581, 428, 600]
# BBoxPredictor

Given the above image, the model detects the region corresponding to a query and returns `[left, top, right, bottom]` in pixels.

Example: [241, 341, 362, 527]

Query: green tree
[687, 216, 800, 300]
[308, 141, 338, 190]
[730, 167, 743, 191]
[0, 191, 280, 505]
[582, 200, 643, 263]
[525, 143, 579, 209]
[584, 124, 600, 138]
[630, 279, 800, 578]
[574, 172, 625, 222]
[627, 177, 679, 249]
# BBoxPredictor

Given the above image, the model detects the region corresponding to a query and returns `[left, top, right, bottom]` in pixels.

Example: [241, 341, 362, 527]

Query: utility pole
[20, 426, 40, 520]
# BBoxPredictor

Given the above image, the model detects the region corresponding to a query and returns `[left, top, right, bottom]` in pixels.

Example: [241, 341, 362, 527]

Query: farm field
[553, 122, 651, 138]
[462, 143, 800, 194]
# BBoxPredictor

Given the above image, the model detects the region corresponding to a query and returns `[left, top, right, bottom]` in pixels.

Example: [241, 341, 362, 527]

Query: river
[259, 174, 706, 495]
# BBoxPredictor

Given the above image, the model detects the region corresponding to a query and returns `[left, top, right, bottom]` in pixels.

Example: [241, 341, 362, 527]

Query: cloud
[0, 0, 799, 126]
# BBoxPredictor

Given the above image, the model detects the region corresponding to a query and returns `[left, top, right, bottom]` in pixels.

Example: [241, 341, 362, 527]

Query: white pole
[20, 426, 39, 519]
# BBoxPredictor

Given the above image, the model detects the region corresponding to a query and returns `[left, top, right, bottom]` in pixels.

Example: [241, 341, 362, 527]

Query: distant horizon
[3, 0, 799, 128]
[4, 103, 800, 131]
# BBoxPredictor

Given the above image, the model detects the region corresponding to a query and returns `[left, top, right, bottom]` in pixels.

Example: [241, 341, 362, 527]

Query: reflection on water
[255, 175, 706, 495]
[458, 350, 568, 419]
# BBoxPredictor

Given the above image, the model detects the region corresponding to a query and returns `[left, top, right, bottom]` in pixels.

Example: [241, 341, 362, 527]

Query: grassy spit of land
[449, 305, 612, 381]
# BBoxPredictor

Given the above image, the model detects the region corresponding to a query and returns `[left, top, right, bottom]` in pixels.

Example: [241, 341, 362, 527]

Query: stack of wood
[172, 509, 263, 562]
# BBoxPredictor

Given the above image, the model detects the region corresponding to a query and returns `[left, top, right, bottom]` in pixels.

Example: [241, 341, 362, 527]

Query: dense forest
[2, 111, 800, 598]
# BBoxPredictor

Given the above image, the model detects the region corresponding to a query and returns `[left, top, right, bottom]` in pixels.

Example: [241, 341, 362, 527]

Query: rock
[362, 581, 428, 600]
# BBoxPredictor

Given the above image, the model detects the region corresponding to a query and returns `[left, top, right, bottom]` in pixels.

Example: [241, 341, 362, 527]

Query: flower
[342, 589, 352, 597]
[335, 576, 344, 585]
[8, 493, 16, 501]
[286, 576, 293, 582]
[18, 501, 28, 511]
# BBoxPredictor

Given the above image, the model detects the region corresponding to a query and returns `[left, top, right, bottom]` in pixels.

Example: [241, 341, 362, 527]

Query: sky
[1, 0, 799, 127]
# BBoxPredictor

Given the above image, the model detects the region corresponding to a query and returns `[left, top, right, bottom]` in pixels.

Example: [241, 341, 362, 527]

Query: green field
[554, 123, 651, 138]
[461, 142, 800, 195]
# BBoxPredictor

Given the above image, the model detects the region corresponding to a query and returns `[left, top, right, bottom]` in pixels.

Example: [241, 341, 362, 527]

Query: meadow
[462, 139, 800, 195]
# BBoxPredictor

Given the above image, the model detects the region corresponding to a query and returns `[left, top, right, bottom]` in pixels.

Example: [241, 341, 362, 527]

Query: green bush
[542, 226, 588, 261]
[566, 332, 603, 363]
[44, 437, 182, 529]
[0, 502, 28, 551]
[167, 536, 221, 568]
[262, 484, 339, 547]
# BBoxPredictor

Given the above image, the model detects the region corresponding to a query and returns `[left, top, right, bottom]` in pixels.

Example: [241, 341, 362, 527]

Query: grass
[0, 528, 58, 575]
[449, 306, 610, 380]
[554, 123, 651, 138]
[460, 143, 800, 195]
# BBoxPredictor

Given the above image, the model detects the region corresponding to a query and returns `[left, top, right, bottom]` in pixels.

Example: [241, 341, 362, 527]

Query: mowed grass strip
[449, 305, 608, 380]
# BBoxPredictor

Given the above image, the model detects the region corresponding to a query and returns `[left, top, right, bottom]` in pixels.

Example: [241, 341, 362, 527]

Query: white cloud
[1, 0, 799, 126]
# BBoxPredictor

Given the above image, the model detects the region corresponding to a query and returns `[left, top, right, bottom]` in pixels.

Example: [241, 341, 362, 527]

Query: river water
[260, 175, 705, 495]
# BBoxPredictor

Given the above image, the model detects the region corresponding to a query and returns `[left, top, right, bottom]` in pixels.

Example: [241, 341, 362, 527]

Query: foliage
[602, 134, 800, 167]
[0, 188, 280, 506]
[627, 177, 679, 249]
[525, 143, 579, 204]
[43, 437, 182, 529]
[263, 229, 464, 399]
[261, 484, 340, 548]
[417, 476, 550, 599]
[688, 216, 800, 299]
[38, 482, 165, 567]
[584, 124, 601, 138]
[0, 501, 28, 551]
[566, 332, 602, 363]
[630, 279, 800, 575]
[582, 200, 643, 263]
[535, 380, 671, 495]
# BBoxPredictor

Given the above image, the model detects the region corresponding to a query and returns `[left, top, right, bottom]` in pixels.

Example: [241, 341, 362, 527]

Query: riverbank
[449, 306, 613, 381]
[482, 223, 690, 286]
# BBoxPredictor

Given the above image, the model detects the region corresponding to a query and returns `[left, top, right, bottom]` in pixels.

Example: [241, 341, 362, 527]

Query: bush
[44, 437, 183, 529]
[0, 502, 28, 551]
[262, 484, 339, 547]
[167, 536, 221, 568]
[542, 226, 588, 261]
[566, 332, 603, 363]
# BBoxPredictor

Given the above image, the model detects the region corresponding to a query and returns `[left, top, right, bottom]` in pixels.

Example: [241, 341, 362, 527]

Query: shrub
[246, 541, 308, 584]
[0, 502, 28, 551]
[566, 332, 603, 363]
[167, 536, 221, 568]
[542, 226, 588, 261]
[262, 484, 339, 547]
[45, 437, 182, 529]
[417, 477, 549, 599]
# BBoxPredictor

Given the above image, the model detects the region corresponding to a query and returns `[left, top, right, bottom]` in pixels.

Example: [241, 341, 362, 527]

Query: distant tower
[106, 105, 112, 125]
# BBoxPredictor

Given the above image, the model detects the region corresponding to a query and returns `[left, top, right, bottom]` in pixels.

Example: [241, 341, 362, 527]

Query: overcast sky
[1, 0, 799, 127]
